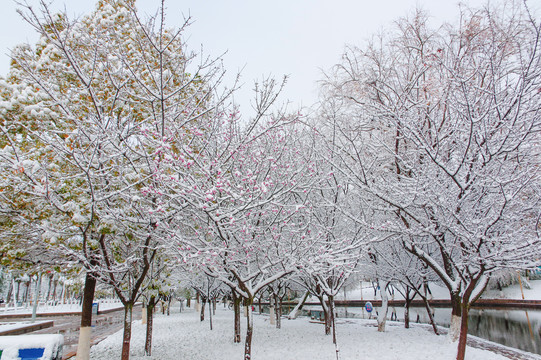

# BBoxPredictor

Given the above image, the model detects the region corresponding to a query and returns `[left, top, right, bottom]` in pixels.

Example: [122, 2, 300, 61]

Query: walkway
[0, 304, 142, 360]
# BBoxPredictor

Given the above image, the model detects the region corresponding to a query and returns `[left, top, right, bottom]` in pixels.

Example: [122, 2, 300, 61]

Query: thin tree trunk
[288, 290, 309, 320]
[76, 272, 96, 360]
[31, 274, 42, 323]
[277, 297, 283, 329]
[52, 280, 57, 303]
[141, 303, 147, 325]
[329, 295, 337, 345]
[456, 301, 470, 360]
[209, 297, 213, 330]
[377, 280, 389, 332]
[11, 279, 17, 308]
[45, 274, 52, 301]
[121, 303, 133, 360]
[200, 298, 206, 322]
[273, 294, 281, 329]
[404, 297, 411, 329]
[232, 291, 241, 343]
[323, 297, 331, 335]
[269, 302, 275, 326]
[145, 296, 156, 356]
[244, 298, 254, 360]
[24, 281, 30, 305]
[15, 281, 20, 303]
[422, 296, 439, 335]
[449, 291, 462, 342]
[329, 295, 340, 360]
[6, 279, 13, 306]
[315, 294, 331, 335]
[456, 278, 480, 360]
[60, 282, 66, 304]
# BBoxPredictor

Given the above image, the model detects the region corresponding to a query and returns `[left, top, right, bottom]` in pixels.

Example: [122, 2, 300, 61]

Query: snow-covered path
[89, 305, 514, 360]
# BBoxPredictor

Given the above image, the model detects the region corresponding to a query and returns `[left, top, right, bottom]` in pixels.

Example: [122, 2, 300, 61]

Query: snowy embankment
[0, 299, 123, 316]
[482, 279, 541, 300]
[89, 306, 508, 360]
[335, 280, 541, 302]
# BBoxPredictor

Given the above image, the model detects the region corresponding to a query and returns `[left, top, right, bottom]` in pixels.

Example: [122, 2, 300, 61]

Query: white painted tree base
[76, 326, 92, 360]
[449, 315, 461, 342]
[142, 307, 147, 324]
[269, 307, 275, 325]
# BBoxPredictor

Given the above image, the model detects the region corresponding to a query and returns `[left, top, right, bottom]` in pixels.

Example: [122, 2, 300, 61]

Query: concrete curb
[0, 320, 54, 336]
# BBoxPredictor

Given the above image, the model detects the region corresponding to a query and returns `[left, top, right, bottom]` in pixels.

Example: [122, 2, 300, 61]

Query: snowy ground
[89, 306, 512, 360]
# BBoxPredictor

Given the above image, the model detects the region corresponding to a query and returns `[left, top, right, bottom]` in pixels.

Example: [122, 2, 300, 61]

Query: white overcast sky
[1, 0, 493, 114]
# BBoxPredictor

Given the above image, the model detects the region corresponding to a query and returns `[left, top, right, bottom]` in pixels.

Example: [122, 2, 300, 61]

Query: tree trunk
[141, 305, 147, 325]
[121, 303, 133, 360]
[23, 281, 30, 305]
[15, 281, 20, 303]
[145, 296, 156, 356]
[52, 280, 57, 303]
[315, 294, 331, 335]
[329, 295, 337, 344]
[6, 279, 13, 306]
[75, 272, 96, 360]
[404, 298, 410, 329]
[22, 281, 28, 304]
[423, 297, 439, 335]
[244, 298, 254, 360]
[456, 301, 470, 360]
[233, 292, 242, 343]
[377, 280, 389, 332]
[455, 277, 482, 360]
[200, 298, 206, 322]
[60, 282, 66, 304]
[274, 294, 281, 329]
[278, 297, 283, 329]
[269, 302, 275, 325]
[449, 291, 462, 342]
[45, 274, 52, 301]
[323, 300, 331, 335]
[329, 295, 340, 360]
[31, 274, 42, 323]
[209, 297, 213, 330]
[288, 290, 309, 320]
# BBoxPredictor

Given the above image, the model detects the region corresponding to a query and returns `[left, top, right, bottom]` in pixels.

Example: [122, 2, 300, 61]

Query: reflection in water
[468, 309, 540, 355]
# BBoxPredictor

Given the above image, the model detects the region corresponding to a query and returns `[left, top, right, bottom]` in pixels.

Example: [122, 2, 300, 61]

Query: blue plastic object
[18, 347, 45, 360]
[365, 301, 373, 313]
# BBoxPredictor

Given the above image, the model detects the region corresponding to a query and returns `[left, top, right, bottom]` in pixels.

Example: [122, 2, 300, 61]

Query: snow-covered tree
[2, 0, 230, 358]
[292, 117, 370, 360]
[322, 3, 541, 359]
[164, 92, 316, 359]
[363, 238, 440, 333]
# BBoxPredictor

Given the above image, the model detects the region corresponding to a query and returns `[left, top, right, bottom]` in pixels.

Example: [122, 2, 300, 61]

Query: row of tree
[0, 1, 539, 360]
